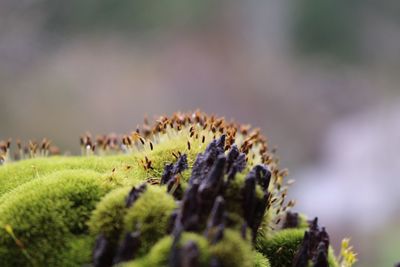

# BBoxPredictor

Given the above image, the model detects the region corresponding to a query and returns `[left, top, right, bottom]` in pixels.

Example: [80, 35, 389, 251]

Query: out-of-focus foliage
[40, 0, 220, 34]
[292, 0, 360, 61]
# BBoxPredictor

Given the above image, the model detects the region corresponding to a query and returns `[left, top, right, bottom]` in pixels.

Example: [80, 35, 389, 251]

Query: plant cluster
[0, 111, 357, 267]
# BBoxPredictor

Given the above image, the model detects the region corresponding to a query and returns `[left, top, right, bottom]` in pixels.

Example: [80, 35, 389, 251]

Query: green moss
[123, 186, 176, 255]
[223, 173, 245, 215]
[298, 213, 309, 229]
[256, 228, 339, 267]
[0, 134, 209, 200]
[0, 156, 122, 198]
[0, 169, 109, 266]
[127, 233, 210, 267]
[89, 186, 132, 242]
[0, 112, 352, 266]
[253, 250, 271, 267]
[328, 246, 339, 267]
[256, 228, 305, 267]
[120, 257, 149, 267]
[209, 229, 253, 267]
[59, 236, 94, 267]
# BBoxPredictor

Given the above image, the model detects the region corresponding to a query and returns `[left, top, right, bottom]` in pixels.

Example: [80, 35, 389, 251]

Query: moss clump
[123, 186, 176, 256]
[257, 228, 339, 267]
[0, 169, 109, 266]
[0, 111, 356, 266]
[0, 156, 121, 198]
[256, 228, 305, 267]
[209, 229, 253, 267]
[253, 250, 271, 267]
[59, 236, 94, 267]
[123, 232, 210, 267]
[89, 186, 132, 242]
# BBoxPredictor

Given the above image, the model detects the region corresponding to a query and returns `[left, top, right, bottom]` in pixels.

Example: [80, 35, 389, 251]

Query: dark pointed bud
[226, 144, 239, 164]
[181, 241, 200, 267]
[225, 145, 247, 181]
[394, 263, 400, 267]
[113, 231, 141, 264]
[161, 163, 174, 185]
[206, 196, 225, 229]
[292, 231, 311, 267]
[126, 183, 147, 208]
[310, 217, 319, 232]
[216, 134, 226, 153]
[180, 183, 200, 231]
[283, 212, 299, 229]
[173, 154, 188, 174]
[93, 234, 115, 267]
[167, 209, 179, 234]
[189, 153, 205, 185]
[167, 177, 183, 199]
[205, 139, 218, 155]
[199, 155, 226, 196]
[198, 155, 226, 213]
[249, 191, 269, 243]
[169, 228, 182, 267]
[318, 227, 330, 253]
[205, 197, 226, 243]
[226, 144, 240, 172]
[250, 164, 271, 191]
[190, 139, 225, 185]
[204, 140, 221, 167]
[313, 242, 328, 267]
[233, 153, 247, 173]
[242, 172, 256, 229]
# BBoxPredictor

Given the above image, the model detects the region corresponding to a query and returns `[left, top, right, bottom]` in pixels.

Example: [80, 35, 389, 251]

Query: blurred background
[0, 1, 399, 265]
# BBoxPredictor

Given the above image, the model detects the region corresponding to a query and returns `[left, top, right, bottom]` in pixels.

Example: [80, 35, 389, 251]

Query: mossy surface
[89, 186, 132, 242]
[0, 170, 109, 266]
[123, 186, 176, 256]
[256, 228, 305, 267]
[126, 233, 211, 267]
[253, 250, 271, 267]
[59, 236, 94, 267]
[0, 112, 352, 266]
[209, 229, 253, 267]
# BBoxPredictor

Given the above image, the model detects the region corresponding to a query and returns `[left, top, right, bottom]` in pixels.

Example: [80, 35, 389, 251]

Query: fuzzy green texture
[0, 123, 347, 266]
[123, 186, 176, 256]
[209, 229, 253, 267]
[0, 170, 109, 266]
[253, 251, 271, 267]
[0, 132, 211, 265]
[88, 186, 132, 242]
[223, 173, 268, 233]
[59, 236, 94, 267]
[256, 228, 339, 267]
[0, 156, 120, 198]
[256, 228, 305, 267]
[0, 130, 211, 200]
[298, 213, 310, 229]
[123, 233, 211, 267]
